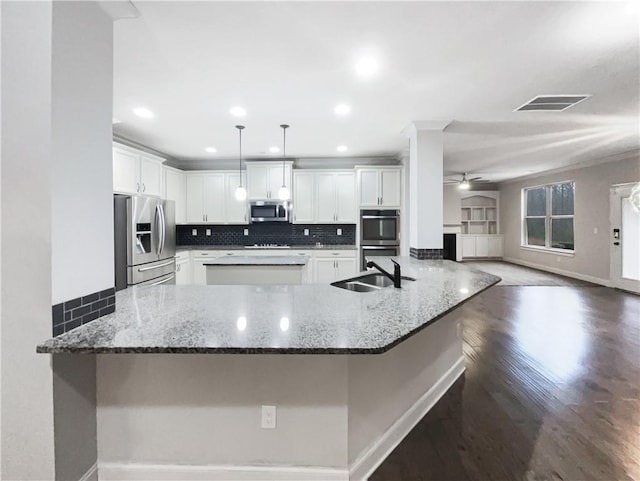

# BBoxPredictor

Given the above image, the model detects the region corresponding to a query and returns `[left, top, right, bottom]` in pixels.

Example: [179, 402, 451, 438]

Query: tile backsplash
[52, 287, 116, 337]
[177, 223, 356, 246]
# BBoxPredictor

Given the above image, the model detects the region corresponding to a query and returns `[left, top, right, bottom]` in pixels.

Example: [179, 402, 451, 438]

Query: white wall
[443, 185, 462, 225]
[51, 1, 114, 304]
[0, 2, 56, 478]
[408, 128, 443, 249]
[97, 355, 349, 470]
[500, 153, 640, 283]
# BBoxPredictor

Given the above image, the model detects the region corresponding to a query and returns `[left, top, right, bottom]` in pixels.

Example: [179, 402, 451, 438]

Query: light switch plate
[244, 228, 249, 236]
[261, 405, 276, 429]
[192, 229, 197, 236]
[206, 229, 211, 236]
[304, 229, 309, 236]
[337, 228, 342, 236]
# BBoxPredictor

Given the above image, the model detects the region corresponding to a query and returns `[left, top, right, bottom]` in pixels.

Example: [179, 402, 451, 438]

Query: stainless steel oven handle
[150, 274, 175, 286]
[138, 260, 174, 272]
[361, 246, 397, 250]
[361, 215, 397, 219]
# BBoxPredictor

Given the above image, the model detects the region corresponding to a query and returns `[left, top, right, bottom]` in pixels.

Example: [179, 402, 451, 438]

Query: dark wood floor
[371, 286, 640, 481]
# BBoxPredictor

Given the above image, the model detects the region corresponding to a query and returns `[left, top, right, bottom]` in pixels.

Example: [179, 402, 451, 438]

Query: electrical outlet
[337, 228, 342, 236]
[593, 227, 598, 234]
[261, 405, 276, 429]
[192, 229, 197, 236]
[244, 228, 249, 236]
[456, 322, 462, 339]
[206, 229, 211, 236]
[304, 229, 309, 236]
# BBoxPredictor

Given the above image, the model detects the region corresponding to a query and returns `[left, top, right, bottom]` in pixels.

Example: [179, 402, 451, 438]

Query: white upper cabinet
[186, 172, 248, 224]
[292, 172, 315, 224]
[292, 171, 356, 224]
[357, 167, 402, 208]
[315, 173, 336, 223]
[334, 173, 357, 222]
[203, 174, 225, 224]
[186, 175, 206, 223]
[224, 173, 248, 224]
[358, 169, 379, 206]
[113, 147, 139, 194]
[112, 143, 164, 197]
[164, 167, 186, 224]
[247, 162, 292, 200]
[139, 154, 162, 196]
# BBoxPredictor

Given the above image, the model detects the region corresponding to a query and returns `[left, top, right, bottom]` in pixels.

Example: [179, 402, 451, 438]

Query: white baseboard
[503, 257, 611, 287]
[98, 462, 348, 481]
[348, 356, 466, 481]
[79, 462, 98, 481]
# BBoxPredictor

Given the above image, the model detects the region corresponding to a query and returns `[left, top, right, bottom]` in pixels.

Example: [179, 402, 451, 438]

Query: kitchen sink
[331, 273, 415, 292]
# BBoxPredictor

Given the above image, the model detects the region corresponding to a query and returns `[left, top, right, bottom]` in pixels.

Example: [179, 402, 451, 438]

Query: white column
[403, 121, 450, 254]
[1, 2, 56, 479]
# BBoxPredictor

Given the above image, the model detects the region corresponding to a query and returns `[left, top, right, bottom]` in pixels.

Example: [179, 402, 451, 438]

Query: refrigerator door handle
[150, 274, 175, 286]
[138, 260, 174, 272]
[155, 205, 162, 256]
[158, 204, 166, 255]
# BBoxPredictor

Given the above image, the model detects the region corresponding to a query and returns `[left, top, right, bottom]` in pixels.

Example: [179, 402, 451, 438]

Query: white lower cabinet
[312, 251, 358, 283]
[191, 251, 219, 285]
[461, 235, 503, 259]
[175, 259, 190, 285]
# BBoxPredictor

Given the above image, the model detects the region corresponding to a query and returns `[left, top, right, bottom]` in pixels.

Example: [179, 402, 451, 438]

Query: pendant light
[234, 125, 247, 201]
[278, 124, 290, 201]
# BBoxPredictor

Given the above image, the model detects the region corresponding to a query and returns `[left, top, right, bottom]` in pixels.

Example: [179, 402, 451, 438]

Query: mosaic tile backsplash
[177, 223, 356, 246]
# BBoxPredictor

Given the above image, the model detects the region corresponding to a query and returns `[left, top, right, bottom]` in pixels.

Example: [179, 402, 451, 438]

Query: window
[523, 182, 574, 251]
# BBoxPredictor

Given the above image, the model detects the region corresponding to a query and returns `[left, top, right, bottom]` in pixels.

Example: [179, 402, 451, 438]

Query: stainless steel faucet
[366, 259, 402, 288]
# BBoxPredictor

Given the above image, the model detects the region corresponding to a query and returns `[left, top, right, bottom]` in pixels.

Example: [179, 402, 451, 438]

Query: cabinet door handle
[136, 182, 140, 192]
[142, 183, 146, 193]
[177, 264, 181, 272]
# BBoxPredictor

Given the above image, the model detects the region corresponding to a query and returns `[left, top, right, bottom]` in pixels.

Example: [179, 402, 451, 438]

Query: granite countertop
[37, 258, 500, 355]
[204, 255, 310, 266]
[176, 245, 357, 251]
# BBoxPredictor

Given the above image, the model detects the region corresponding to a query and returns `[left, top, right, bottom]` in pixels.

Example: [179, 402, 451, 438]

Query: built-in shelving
[460, 194, 498, 235]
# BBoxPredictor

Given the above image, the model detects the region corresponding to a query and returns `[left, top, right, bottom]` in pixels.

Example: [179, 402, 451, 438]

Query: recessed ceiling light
[205, 147, 217, 153]
[229, 106, 246, 117]
[355, 57, 379, 76]
[334, 104, 351, 116]
[269, 146, 280, 153]
[337, 145, 348, 152]
[133, 107, 154, 119]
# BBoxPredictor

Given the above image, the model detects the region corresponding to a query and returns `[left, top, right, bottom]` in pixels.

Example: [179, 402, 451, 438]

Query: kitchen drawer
[175, 250, 190, 261]
[313, 250, 357, 259]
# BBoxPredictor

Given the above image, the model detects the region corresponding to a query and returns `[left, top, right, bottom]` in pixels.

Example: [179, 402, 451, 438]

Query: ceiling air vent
[515, 95, 590, 112]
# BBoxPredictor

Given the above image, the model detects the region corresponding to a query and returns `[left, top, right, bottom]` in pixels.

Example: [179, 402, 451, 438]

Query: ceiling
[112, 1, 640, 182]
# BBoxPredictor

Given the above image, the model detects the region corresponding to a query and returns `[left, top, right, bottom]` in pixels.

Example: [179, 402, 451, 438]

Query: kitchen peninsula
[38, 258, 499, 480]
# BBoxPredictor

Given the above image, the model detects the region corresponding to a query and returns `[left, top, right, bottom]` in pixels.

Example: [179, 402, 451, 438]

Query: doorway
[610, 183, 640, 294]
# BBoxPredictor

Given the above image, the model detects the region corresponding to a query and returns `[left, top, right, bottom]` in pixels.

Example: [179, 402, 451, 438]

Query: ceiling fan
[444, 173, 489, 190]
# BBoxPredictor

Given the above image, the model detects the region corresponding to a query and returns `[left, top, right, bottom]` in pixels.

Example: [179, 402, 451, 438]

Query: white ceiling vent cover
[515, 95, 590, 112]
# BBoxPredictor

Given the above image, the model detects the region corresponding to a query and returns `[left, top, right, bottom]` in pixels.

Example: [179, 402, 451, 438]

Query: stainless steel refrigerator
[114, 194, 176, 290]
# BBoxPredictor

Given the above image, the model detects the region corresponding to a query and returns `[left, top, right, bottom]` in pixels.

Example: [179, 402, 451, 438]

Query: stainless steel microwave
[249, 200, 290, 223]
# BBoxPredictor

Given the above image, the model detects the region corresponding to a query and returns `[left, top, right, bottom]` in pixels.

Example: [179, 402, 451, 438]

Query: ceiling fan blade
[444, 180, 459, 184]
[468, 177, 483, 181]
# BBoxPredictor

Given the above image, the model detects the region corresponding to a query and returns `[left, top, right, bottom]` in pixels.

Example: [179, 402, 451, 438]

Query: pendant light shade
[278, 124, 290, 201]
[235, 125, 247, 201]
